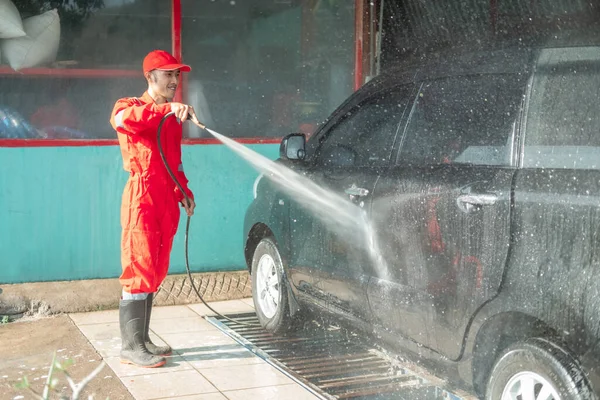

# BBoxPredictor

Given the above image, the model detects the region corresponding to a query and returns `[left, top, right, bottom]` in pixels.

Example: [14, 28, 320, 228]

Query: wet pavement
[1, 298, 474, 399]
[70, 298, 320, 400]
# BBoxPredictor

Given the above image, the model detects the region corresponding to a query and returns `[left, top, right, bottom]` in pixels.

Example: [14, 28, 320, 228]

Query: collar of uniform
[139, 91, 154, 105]
[139, 91, 170, 106]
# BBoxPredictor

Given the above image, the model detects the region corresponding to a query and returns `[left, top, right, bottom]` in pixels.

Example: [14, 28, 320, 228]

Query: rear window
[524, 47, 600, 169]
[398, 74, 524, 166]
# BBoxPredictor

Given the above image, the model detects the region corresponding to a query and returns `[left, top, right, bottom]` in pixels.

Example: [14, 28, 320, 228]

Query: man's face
[147, 69, 181, 101]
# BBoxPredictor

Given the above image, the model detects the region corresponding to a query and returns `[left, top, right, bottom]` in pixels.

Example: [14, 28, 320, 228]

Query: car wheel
[486, 337, 593, 400]
[251, 237, 294, 333]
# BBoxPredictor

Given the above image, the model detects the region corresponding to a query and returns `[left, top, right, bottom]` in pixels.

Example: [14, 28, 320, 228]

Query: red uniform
[110, 91, 193, 294]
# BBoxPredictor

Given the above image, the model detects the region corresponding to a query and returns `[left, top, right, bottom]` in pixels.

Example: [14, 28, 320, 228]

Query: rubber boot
[144, 293, 172, 356]
[119, 299, 166, 368]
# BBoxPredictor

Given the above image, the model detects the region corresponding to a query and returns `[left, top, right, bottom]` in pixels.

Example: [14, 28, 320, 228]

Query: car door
[368, 74, 526, 359]
[287, 85, 414, 323]
[511, 47, 600, 350]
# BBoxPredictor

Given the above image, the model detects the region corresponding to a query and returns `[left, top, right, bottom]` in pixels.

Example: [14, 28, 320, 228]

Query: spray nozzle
[187, 113, 206, 130]
[167, 109, 207, 130]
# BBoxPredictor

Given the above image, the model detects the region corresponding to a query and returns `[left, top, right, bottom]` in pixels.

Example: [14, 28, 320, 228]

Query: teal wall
[0, 144, 279, 284]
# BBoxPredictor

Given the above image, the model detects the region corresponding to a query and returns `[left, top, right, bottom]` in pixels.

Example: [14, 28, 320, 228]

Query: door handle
[345, 186, 369, 197]
[457, 193, 498, 206]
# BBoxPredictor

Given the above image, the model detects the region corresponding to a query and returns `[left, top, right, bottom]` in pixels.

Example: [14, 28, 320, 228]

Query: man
[110, 50, 197, 368]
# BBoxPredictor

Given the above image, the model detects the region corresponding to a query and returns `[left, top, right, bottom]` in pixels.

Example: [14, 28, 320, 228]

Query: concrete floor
[69, 298, 320, 400]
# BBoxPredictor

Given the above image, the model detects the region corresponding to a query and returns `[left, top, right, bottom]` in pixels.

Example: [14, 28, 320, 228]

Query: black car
[243, 45, 600, 399]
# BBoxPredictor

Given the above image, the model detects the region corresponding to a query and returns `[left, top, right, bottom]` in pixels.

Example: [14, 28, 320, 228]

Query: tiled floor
[69, 299, 319, 400]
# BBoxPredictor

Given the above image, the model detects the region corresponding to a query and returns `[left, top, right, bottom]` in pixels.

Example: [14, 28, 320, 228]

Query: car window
[315, 87, 411, 167]
[524, 48, 600, 169]
[398, 75, 524, 167]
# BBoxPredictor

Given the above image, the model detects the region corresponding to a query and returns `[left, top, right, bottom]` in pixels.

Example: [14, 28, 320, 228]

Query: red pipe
[0, 67, 139, 78]
[172, 0, 183, 103]
[172, 0, 182, 62]
[0, 137, 283, 148]
[354, 0, 364, 91]
[0, 139, 119, 147]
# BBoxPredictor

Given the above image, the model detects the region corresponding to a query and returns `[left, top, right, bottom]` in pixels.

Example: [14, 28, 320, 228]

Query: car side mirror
[280, 133, 306, 161]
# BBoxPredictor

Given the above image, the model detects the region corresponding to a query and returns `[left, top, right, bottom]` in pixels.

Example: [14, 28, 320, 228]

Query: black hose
[157, 112, 258, 327]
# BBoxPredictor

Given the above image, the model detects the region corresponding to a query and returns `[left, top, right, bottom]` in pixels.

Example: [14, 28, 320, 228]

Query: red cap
[143, 50, 191, 74]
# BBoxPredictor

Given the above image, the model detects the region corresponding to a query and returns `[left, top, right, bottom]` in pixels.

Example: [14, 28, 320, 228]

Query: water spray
[157, 110, 389, 326]
[200, 126, 390, 280]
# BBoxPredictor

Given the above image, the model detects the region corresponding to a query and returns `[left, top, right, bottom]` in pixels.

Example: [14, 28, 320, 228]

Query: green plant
[1, 315, 9, 324]
[15, 351, 107, 400]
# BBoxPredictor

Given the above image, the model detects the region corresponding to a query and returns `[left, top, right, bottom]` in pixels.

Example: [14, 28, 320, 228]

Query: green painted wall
[0, 144, 279, 284]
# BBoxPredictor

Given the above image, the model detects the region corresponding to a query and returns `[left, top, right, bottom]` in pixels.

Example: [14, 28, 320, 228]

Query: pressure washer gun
[170, 111, 207, 130]
[186, 113, 206, 130]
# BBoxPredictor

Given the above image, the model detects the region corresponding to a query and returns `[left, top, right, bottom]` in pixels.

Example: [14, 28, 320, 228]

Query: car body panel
[370, 165, 515, 360]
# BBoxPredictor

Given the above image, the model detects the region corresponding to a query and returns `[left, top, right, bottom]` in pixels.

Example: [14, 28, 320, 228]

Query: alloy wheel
[502, 371, 561, 400]
[255, 253, 280, 318]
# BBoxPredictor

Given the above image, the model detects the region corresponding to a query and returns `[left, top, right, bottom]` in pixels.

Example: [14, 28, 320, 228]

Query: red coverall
[110, 91, 193, 294]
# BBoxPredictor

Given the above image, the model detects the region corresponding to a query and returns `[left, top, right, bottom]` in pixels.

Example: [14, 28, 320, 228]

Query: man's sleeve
[110, 99, 171, 135]
[173, 143, 194, 201]
[174, 166, 194, 202]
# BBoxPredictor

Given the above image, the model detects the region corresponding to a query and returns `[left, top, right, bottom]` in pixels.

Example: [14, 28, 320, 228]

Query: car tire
[251, 237, 296, 334]
[486, 337, 593, 400]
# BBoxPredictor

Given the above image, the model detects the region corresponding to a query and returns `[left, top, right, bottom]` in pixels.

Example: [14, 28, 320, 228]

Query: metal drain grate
[205, 312, 467, 400]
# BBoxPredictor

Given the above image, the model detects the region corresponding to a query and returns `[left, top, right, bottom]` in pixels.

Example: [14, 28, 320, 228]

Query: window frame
[0, 1, 180, 147]
[1, 0, 366, 147]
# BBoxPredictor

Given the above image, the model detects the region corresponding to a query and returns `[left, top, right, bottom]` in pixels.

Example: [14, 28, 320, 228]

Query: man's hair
[149, 70, 159, 83]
